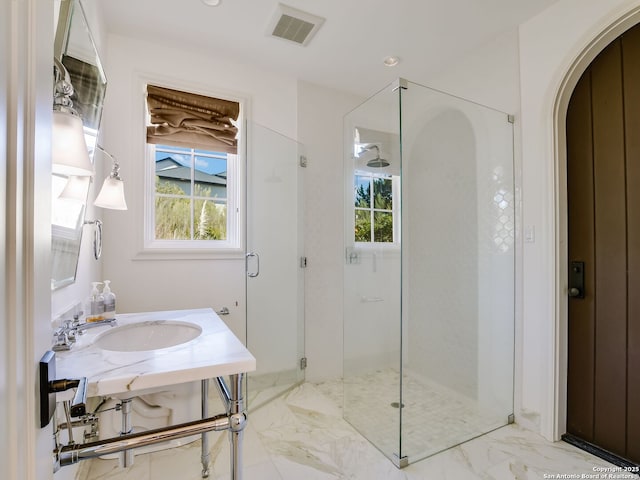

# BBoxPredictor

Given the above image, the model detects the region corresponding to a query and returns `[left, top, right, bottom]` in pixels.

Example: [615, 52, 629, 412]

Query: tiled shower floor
[338, 368, 507, 463]
[75, 380, 625, 480]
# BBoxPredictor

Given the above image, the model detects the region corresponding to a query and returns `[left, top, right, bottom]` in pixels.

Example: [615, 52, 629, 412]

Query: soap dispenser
[87, 282, 104, 322]
[102, 280, 116, 320]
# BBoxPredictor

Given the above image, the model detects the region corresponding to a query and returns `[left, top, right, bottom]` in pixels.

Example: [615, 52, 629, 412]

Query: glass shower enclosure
[246, 123, 305, 409]
[343, 79, 514, 466]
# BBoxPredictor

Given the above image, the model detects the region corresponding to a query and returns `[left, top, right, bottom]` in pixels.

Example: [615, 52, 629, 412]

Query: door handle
[568, 261, 585, 299]
[246, 252, 260, 278]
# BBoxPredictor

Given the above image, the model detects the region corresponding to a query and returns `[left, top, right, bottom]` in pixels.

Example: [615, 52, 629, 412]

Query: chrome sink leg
[119, 398, 134, 468]
[201, 379, 210, 478]
[228, 373, 245, 480]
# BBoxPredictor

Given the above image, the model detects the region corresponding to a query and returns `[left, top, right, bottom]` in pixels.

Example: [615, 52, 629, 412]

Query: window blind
[146, 84, 240, 154]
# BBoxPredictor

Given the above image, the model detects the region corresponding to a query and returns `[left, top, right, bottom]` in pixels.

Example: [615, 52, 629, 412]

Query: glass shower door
[399, 80, 514, 463]
[343, 83, 403, 462]
[246, 123, 305, 409]
[343, 79, 514, 466]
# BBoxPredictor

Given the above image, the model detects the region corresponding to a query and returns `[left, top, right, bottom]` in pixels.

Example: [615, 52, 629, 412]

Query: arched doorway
[563, 21, 640, 467]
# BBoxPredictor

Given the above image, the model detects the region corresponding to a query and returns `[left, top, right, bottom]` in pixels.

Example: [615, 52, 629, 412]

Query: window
[143, 84, 242, 253]
[354, 171, 396, 244]
[154, 145, 231, 241]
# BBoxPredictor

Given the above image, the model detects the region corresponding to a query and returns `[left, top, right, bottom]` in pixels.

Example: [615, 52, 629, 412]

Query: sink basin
[94, 320, 202, 352]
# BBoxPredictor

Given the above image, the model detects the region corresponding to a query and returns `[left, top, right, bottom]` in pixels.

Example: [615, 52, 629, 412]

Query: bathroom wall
[426, 29, 523, 115]
[404, 109, 479, 398]
[342, 248, 402, 377]
[335, 33, 523, 398]
[299, 32, 523, 385]
[337, 70, 516, 406]
[425, 0, 640, 440]
[401, 92, 515, 418]
[297, 81, 363, 382]
[99, 33, 298, 342]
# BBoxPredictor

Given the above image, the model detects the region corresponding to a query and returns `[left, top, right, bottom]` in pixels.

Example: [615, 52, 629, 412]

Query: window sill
[352, 242, 401, 252]
[133, 247, 245, 261]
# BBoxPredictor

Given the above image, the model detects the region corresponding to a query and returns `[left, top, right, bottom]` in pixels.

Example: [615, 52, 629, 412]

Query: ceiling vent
[267, 4, 325, 46]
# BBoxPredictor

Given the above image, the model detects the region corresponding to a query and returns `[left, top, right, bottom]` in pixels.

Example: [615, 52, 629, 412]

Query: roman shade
[146, 84, 240, 154]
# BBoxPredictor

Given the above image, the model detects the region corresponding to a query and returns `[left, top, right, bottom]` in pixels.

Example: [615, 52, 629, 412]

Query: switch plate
[524, 225, 535, 243]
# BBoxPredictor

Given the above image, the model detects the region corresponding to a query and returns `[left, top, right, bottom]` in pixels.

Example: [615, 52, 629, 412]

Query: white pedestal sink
[93, 320, 202, 352]
[56, 308, 255, 397]
[54, 308, 256, 480]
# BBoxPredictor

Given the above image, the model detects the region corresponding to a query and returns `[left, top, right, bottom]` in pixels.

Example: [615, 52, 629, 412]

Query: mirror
[51, 0, 107, 290]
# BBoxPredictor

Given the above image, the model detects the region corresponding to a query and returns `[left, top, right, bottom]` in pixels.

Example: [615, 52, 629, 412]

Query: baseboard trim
[562, 433, 639, 470]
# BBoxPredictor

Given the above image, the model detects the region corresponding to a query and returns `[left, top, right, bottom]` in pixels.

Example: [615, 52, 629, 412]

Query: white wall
[99, 34, 298, 341]
[399, 26, 524, 425]
[297, 81, 363, 382]
[297, 36, 522, 388]
[427, 29, 522, 115]
[414, 0, 640, 440]
[405, 109, 479, 397]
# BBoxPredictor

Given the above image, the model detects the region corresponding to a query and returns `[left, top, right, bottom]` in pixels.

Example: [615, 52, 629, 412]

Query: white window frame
[353, 170, 401, 248]
[138, 79, 246, 259]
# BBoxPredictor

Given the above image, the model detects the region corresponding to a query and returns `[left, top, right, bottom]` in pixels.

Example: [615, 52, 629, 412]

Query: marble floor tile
[72, 381, 633, 480]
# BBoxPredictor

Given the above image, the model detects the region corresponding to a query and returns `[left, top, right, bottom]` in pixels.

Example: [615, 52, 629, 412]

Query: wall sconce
[93, 145, 128, 210]
[52, 58, 94, 177]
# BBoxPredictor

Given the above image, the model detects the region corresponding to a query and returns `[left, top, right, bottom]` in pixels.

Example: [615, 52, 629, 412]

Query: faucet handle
[62, 319, 76, 343]
[52, 330, 71, 352]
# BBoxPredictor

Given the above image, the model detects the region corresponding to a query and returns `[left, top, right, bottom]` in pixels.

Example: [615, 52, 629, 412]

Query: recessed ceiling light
[202, 0, 221, 6]
[383, 56, 400, 67]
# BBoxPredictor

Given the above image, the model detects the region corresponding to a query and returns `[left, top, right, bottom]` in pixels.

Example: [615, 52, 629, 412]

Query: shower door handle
[246, 252, 260, 278]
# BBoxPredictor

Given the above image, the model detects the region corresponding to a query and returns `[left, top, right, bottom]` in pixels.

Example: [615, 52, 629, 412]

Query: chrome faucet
[52, 317, 117, 351]
[75, 317, 117, 333]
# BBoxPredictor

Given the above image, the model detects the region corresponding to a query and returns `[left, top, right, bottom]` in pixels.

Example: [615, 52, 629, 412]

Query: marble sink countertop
[55, 308, 256, 399]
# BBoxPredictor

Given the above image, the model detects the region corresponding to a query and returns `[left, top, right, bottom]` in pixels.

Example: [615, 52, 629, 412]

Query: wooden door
[566, 22, 640, 464]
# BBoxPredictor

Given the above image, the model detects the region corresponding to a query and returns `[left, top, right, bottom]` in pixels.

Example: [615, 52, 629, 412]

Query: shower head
[367, 156, 390, 168]
[363, 145, 390, 168]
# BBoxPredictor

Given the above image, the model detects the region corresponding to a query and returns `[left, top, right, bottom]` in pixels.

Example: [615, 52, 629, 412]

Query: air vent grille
[272, 14, 315, 44]
[267, 4, 325, 46]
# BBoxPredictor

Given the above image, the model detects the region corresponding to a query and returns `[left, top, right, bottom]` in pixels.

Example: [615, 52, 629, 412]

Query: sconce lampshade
[58, 175, 91, 203]
[52, 111, 94, 176]
[94, 177, 128, 210]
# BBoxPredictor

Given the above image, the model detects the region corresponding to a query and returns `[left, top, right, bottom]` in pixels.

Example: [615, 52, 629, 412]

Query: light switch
[524, 225, 535, 243]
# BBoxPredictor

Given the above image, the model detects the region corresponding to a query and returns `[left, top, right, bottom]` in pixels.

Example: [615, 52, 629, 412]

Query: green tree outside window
[354, 174, 394, 243]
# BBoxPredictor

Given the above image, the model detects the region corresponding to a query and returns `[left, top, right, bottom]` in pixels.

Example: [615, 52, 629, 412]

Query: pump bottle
[102, 280, 116, 320]
[87, 282, 105, 322]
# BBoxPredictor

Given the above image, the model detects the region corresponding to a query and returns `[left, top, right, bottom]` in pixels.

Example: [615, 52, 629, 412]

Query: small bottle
[87, 282, 105, 322]
[102, 280, 116, 320]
